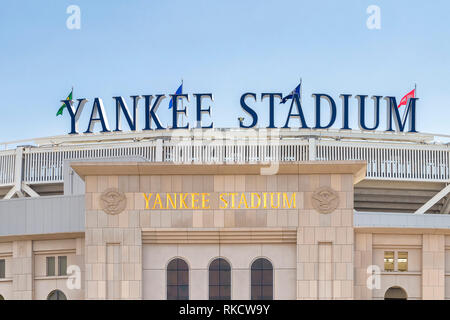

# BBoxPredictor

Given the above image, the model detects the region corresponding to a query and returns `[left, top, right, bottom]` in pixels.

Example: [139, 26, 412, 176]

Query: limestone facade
[1, 161, 450, 300]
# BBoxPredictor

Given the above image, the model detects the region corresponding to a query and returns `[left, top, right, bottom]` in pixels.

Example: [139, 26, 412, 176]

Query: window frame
[383, 251, 395, 272]
[58, 256, 67, 276]
[47, 289, 67, 300]
[250, 257, 273, 300]
[46, 256, 56, 277]
[166, 258, 189, 300]
[208, 258, 231, 300]
[397, 251, 408, 272]
[0, 259, 5, 279]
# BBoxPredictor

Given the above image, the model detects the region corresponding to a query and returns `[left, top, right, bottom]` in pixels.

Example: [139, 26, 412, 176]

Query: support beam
[22, 183, 39, 198]
[2, 147, 40, 199]
[3, 186, 17, 199]
[441, 196, 450, 214]
[415, 184, 450, 214]
[308, 138, 316, 161]
[13, 147, 23, 191]
[3, 185, 32, 199]
[155, 139, 163, 162]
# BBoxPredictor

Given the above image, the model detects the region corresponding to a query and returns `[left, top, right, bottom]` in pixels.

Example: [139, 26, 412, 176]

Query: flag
[56, 89, 73, 116]
[169, 82, 183, 109]
[398, 89, 415, 108]
[280, 82, 301, 104]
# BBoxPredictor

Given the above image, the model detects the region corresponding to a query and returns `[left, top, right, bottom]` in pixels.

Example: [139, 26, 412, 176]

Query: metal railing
[0, 131, 449, 187]
[162, 140, 309, 164]
[22, 142, 157, 184]
[316, 140, 450, 181]
[0, 150, 15, 186]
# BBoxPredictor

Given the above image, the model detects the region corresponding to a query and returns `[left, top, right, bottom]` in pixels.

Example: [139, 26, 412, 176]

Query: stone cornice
[71, 161, 367, 183]
[142, 227, 297, 244]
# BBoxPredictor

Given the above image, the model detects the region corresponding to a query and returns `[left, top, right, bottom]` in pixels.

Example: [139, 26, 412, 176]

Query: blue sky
[0, 0, 449, 142]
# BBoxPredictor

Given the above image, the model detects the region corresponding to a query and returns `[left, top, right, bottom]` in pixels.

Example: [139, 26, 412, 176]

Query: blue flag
[280, 82, 301, 104]
[169, 82, 183, 109]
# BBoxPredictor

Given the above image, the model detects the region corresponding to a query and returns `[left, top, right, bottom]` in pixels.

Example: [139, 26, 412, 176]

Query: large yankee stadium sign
[59, 87, 418, 134]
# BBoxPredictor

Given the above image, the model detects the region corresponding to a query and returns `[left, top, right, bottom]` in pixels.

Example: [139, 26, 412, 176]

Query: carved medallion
[100, 188, 127, 215]
[311, 186, 339, 214]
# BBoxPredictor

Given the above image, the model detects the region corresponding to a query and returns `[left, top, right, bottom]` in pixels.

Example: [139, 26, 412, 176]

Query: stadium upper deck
[0, 128, 449, 214]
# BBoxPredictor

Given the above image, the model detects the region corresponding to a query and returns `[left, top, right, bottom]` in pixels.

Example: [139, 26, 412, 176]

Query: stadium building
[0, 128, 450, 300]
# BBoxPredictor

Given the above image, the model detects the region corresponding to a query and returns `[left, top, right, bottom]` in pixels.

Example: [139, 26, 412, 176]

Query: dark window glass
[0, 259, 5, 279]
[251, 285, 260, 299]
[262, 269, 273, 285]
[46, 257, 55, 277]
[384, 286, 407, 300]
[209, 258, 231, 300]
[47, 290, 67, 300]
[178, 285, 189, 299]
[167, 258, 189, 300]
[58, 256, 67, 276]
[209, 286, 219, 299]
[251, 258, 273, 300]
[221, 285, 231, 299]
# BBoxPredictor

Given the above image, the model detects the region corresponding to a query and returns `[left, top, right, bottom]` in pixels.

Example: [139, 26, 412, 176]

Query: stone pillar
[11, 240, 33, 299]
[354, 233, 373, 299]
[85, 175, 142, 300]
[297, 174, 354, 300]
[422, 234, 445, 299]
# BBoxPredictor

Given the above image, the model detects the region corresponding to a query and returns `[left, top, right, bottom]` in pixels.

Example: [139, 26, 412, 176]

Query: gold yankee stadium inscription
[142, 192, 297, 210]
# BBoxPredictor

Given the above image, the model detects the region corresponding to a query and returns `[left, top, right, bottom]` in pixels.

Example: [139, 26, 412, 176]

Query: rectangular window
[0, 259, 5, 278]
[384, 251, 394, 271]
[46, 256, 55, 276]
[58, 256, 67, 276]
[398, 252, 408, 272]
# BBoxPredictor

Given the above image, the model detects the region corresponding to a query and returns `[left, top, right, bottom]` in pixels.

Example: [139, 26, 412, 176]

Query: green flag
[56, 89, 73, 116]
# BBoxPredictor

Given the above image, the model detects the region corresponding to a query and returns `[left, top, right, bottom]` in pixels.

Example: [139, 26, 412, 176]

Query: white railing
[0, 134, 449, 186]
[23, 142, 157, 184]
[0, 150, 15, 187]
[162, 140, 309, 164]
[317, 141, 450, 181]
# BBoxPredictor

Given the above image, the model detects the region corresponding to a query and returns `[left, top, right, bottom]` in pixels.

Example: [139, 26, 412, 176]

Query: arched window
[47, 290, 67, 300]
[384, 286, 407, 300]
[0, 294, 4, 300]
[251, 258, 273, 300]
[167, 258, 189, 300]
[209, 258, 231, 300]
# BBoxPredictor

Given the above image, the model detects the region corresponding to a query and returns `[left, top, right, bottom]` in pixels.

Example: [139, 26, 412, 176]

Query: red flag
[398, 89, 415, 108]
